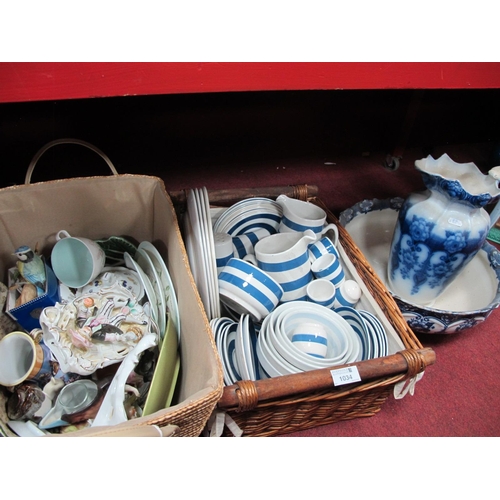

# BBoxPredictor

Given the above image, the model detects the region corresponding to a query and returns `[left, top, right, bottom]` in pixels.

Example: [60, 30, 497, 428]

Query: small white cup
[306, 279, 336, 309]
[51, 230, 106, 288]
[291, 322, 329, 358]
[308, 234, 340, 263]
[232, 227, 272, 259]
[214, 232, 234, 275]
[311, 253, 345, 288]
[333, 280, 362, 309]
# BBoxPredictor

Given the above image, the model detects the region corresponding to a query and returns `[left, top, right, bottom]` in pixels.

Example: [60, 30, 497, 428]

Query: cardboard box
[0, 173, 223, 436]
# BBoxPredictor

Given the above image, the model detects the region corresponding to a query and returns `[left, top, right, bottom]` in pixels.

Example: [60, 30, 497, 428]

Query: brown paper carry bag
[0, 139, 224, 437]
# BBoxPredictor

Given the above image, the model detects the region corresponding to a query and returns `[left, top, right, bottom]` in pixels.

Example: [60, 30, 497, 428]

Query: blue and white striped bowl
[218, 258, 284, 322]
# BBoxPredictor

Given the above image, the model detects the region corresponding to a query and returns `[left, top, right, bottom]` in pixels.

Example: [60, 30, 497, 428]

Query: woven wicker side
[222, 379, 394, 437]
[211, 193, 431, 437]
[218, 348, 434, 437]
[312, 197, 422, 351]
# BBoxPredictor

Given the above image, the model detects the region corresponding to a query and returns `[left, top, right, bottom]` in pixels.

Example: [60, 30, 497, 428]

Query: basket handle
[217, 347, 436, 412]
[25, 138, 119, 185]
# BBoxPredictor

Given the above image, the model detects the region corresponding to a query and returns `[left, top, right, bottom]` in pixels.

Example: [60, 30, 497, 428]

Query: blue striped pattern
[257, 252, 309, 273]
[229, 214, 281, 236]
[233, 238, 249, 258]
[282, 215, 322, 234]
[334, 290, 356, 308]
[279, 271, 314, 292]
[216, 255, 232, 268]
[291, 333, 328, 345]
[308, 237, 340, 261]
[219, 272, 277, 312]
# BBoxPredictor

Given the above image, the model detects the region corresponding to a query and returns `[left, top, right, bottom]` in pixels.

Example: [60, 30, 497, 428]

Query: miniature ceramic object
[40, 283, 153, 375]
[388, 154, 500, 305]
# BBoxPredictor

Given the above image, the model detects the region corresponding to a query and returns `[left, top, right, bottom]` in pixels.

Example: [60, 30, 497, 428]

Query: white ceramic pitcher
[248, 229, 317, 302]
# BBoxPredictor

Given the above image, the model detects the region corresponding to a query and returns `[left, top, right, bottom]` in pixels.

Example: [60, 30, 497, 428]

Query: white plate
[241, 314, 258, 381]
[193, 188, 215, 319]
[76, 266, 144, 301]
[225, 323, 242, 385]
[124, 252, 159, 326]
[213, 197, 282, 235]
[360, 310, 388, 357]
[200, 187, 221, 318]
[186, 189, 213, 318]
[236, 315, 252, 380]
[136, 247, 166, 339]
[335, 306, 371, 361]
[138, 241, 181, 341]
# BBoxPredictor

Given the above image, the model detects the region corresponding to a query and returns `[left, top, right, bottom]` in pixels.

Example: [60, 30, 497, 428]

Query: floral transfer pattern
[389, 204, 485, 297]
[420, 172, 498, 208]
[339, 198, 500, 335]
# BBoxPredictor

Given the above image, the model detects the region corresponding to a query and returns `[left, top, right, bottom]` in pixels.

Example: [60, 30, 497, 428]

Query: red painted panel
[1, 62, 500, 103]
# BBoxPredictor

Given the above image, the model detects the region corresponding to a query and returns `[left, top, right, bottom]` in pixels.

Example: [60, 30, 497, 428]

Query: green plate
[142, 317, 180, 415]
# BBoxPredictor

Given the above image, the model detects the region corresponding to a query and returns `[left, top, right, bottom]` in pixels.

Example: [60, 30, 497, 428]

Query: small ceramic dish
[340, 198, 500, 334]
[76, 266, 144, 301]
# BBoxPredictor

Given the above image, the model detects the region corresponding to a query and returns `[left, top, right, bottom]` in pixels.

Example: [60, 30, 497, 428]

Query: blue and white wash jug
[388, 153, 500, 305]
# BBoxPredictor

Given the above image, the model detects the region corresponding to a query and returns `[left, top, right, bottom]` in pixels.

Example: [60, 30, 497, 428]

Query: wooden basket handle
[217, 348, 436, 412]
[169, 184, 319, 209]
[25, 138, 119, 185]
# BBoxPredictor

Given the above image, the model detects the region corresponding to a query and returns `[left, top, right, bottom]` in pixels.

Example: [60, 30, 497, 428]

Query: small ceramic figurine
[7, 381, 46, 421]
[13, 245, 46, 296]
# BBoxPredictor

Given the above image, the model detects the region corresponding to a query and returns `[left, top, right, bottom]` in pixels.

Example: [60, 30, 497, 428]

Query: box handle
[25, 138, 119, 185]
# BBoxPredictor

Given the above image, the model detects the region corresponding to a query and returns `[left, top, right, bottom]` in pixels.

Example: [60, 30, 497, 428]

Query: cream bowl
[265, 302, 362, 371]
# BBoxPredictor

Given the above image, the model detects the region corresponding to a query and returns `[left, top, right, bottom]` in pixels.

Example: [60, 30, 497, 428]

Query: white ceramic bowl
[218, 258, 284, 322]
[264, 302, 362, 371]
[257, 314, 302, 377]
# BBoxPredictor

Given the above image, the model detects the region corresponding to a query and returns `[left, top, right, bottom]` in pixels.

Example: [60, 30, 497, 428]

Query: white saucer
[136, 247, 166, 339]
[138, 241, 181, 341]
[124, 252, 159, 326]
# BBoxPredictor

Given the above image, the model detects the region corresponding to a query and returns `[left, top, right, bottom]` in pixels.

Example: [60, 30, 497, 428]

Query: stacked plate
[123, 245, 180, 342]
[335, 306, 388, 360]
[185, 187, 221, 320]
[213, 197, 283, 236]
[211, 314, 262, 385]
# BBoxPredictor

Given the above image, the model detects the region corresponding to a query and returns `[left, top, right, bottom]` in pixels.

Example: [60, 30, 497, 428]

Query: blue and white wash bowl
[340, 197, 500, 334]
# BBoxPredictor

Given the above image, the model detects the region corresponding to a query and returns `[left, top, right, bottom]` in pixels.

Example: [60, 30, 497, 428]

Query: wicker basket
[171, 185, 435, 437]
